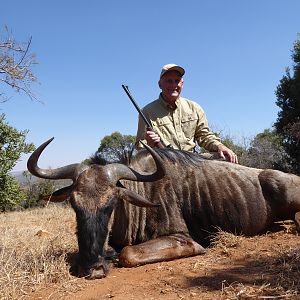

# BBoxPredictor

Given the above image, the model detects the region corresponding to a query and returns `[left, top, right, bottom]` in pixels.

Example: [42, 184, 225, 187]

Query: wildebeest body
[110, 152, 298, 247]
[27, 139, 300, 279]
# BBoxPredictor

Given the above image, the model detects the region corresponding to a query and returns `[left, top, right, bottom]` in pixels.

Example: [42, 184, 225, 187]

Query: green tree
[220, 134, 247, 162]
[0, 114, 35, 211]
[274, 36, 300, 174]
[0, 26, 38, 102]
[198, 129, 248, 163]
[242, 129, 292, 170]
[207, 129, 291, 170]
[21, 171, 56, 208]
[93, 131, 136, 164]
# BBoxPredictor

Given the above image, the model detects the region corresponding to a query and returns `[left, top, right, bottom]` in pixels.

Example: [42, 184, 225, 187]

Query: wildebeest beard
[71, 196, 118, 279]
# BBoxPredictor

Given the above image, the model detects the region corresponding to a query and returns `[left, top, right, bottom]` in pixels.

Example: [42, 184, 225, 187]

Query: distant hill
[10, 171, 31, 184]
[10, 171, 72, 189]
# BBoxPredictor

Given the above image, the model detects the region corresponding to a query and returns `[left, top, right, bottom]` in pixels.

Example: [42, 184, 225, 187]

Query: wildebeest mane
[89, 146, 209, 168]
[136, 147, 208, 168]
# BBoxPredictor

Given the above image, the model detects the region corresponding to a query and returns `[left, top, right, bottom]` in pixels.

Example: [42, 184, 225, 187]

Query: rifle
[122, 84, 165, 149]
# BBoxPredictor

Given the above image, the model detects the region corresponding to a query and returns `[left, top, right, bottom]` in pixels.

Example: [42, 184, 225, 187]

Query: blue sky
[1, 1, 299, 171]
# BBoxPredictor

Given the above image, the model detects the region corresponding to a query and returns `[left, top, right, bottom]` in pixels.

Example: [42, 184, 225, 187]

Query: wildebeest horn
[27, 137, 81, 181]
[105, 142, 166, 183]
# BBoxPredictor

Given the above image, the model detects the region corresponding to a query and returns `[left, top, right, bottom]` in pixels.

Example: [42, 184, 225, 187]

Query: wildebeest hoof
[87, 266, 107, 279]
[79, 257, 109, 280]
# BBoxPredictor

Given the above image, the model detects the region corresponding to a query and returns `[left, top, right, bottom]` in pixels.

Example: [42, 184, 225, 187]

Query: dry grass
[210, 228, 246, 248]
[221, 281, 298, 299]
[0, 204, 79, 300]
[0, 207, 300, 300]
[210, 228, 300, 299]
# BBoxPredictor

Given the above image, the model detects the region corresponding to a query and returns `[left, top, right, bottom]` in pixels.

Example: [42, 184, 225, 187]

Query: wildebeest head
[27, 138, 166, 279]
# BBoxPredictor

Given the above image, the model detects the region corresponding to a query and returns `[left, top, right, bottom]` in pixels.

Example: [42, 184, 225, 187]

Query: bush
[0, 175, 26, 211]
[0, 114, 35, 211]
[21, 171, 57, 208]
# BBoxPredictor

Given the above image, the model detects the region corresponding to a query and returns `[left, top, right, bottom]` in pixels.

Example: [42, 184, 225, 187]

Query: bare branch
[15, 36, 32, 68]
[0, 27, 38, 102]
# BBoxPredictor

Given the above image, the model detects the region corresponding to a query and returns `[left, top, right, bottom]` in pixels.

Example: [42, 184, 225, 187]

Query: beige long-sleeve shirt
[136, 94, 222, 152]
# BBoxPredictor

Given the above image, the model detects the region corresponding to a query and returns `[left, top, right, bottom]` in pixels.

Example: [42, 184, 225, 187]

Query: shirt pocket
[181, 114, 198, 139]
[153, 117, 172, 136]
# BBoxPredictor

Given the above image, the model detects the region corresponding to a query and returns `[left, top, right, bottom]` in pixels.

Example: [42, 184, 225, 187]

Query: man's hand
[145, 130, 161, 147]
[217, 144, 238, 164]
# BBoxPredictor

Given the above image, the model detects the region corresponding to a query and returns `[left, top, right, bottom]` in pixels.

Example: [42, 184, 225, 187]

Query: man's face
[158, 70, 184, 104]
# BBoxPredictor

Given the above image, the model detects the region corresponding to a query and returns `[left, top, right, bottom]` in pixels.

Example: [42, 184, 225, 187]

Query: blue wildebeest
[27, 138, 300, 279]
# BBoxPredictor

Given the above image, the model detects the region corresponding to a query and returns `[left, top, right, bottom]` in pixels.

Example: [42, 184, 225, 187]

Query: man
[136, 63, 238, 163]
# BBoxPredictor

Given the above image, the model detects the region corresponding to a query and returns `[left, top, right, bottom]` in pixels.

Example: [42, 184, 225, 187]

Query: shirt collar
[159, 93, 180, 109]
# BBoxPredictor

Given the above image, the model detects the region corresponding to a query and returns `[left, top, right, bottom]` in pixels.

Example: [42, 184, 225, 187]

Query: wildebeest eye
[116, 181, 125, 188]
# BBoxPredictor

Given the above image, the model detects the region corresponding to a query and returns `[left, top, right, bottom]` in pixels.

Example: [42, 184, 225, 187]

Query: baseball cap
[160, 64, 185, 79]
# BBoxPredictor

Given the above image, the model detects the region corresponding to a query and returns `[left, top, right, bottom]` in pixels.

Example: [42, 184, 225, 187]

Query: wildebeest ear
[46, 185, 73, 202]
[117, 188, 160, 208]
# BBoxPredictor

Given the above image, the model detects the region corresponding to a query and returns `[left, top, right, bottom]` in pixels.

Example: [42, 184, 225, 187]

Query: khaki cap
[160, 63, 185, 79]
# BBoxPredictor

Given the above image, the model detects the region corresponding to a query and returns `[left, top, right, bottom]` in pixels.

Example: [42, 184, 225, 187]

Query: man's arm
[136, 115, 163, 149]
[194, 105, 238, 163]
[216, 144, 238, 164]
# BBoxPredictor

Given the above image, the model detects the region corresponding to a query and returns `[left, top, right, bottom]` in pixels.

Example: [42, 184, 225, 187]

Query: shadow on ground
[184, 245, 300, 293]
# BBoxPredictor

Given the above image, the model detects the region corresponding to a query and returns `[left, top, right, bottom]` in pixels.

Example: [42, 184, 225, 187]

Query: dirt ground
[26, 222, 300, 300]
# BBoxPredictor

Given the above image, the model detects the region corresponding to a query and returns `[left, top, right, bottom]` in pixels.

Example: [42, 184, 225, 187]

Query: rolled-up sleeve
[194, 105, 222, 152]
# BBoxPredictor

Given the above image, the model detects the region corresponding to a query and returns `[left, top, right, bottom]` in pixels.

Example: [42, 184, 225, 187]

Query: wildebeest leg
[118, 233, 206, 267]
[292, 185, 300, 232]
[295, 212, 300, 232]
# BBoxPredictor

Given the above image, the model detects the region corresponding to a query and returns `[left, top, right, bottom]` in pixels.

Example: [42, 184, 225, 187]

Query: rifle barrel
[122, 84, 166, 149]
[121, 85, 152, 129]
